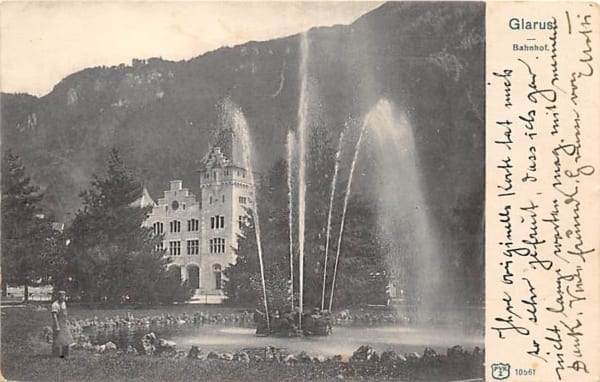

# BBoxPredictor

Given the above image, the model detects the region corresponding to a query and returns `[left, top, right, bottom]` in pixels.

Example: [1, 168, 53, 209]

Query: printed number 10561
[515, 368, 536, 376]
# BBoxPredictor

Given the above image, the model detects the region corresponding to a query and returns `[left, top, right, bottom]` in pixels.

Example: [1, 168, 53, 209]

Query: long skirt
[52, 322, 74, 356]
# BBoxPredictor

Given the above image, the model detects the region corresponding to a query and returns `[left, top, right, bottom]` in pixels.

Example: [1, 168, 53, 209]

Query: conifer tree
[222, 216, 261, 306]
[67, 148, 192, 303]
[223, 209, 290, 309]
[1, 150, 63, 300]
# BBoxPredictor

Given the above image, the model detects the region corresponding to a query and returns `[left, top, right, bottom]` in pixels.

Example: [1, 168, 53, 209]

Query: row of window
[154, 217, 247, 233]
[153, 219, 200, 235]
[203, 170, 247, 180]
[208, 195, 252, 205]
[154, 218, 225, 234]
[165, 240, 199, 255]
[154, 211, 250, 236]
[161, 239, 227, 255]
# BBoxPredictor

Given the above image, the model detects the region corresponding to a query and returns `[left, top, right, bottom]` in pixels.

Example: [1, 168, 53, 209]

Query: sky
[0, 1, 381, 96]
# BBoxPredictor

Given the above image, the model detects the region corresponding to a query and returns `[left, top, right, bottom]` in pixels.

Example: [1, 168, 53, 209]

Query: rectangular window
[212, 215, 225, 229]
[188, 219, 199, 231]
[209, 238, 226, 253]
[239, 196, 247, 204]
[187, 240, 199, 255]
[153, 222, 164, 235]
[222, 195, 225, 203]
[170, 220, 180, 233]
[169, 241, 181, 256]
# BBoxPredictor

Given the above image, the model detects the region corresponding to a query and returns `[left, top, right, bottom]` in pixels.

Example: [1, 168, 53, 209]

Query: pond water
[85, 324, 483, 356]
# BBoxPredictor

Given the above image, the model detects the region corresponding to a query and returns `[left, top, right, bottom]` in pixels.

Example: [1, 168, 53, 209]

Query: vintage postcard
[0, 1, 597, 381]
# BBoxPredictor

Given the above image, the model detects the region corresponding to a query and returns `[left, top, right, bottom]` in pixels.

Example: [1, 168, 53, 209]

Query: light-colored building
[143, 138, 254, 303]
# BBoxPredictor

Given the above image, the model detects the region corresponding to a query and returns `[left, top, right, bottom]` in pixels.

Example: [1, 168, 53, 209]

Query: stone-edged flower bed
[71, 331, 484, 380]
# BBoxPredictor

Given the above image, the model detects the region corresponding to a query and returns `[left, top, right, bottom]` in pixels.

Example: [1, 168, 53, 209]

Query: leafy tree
[66, 148, 193, 303]
[1, 150, 65, 300]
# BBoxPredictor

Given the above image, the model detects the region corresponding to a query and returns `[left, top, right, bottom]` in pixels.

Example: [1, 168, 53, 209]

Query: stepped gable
[201, 146, 230, 172]
[155, 180, 199, 209]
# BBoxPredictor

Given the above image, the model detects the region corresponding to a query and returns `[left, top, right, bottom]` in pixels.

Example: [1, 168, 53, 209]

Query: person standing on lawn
[51, 290, 74, 358]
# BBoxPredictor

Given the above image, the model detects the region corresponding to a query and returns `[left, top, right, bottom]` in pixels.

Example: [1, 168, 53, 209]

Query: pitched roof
[200, 128, 245, 171]
[129, 187, 157, 208]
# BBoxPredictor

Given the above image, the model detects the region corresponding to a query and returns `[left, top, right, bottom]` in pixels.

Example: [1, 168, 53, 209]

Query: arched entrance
[186, 264, 200, 289]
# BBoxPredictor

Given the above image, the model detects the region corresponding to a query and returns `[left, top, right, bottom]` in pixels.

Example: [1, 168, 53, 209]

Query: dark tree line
[1, 149, 193, 304]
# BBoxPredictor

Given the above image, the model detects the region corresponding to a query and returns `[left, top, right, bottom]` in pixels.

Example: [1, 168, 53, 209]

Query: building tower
[198, 130, 254, 302]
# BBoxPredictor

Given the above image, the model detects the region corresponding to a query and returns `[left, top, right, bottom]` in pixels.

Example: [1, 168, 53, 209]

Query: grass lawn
[0, 305, 345, 382]
[2, 304, 483, 381]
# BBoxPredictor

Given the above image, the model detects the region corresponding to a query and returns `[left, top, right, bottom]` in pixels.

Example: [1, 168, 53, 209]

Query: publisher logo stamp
[491, 363, 511, 380]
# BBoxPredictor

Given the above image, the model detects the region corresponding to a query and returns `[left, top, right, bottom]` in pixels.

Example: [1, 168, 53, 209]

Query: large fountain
[234, 30, 457, 334]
